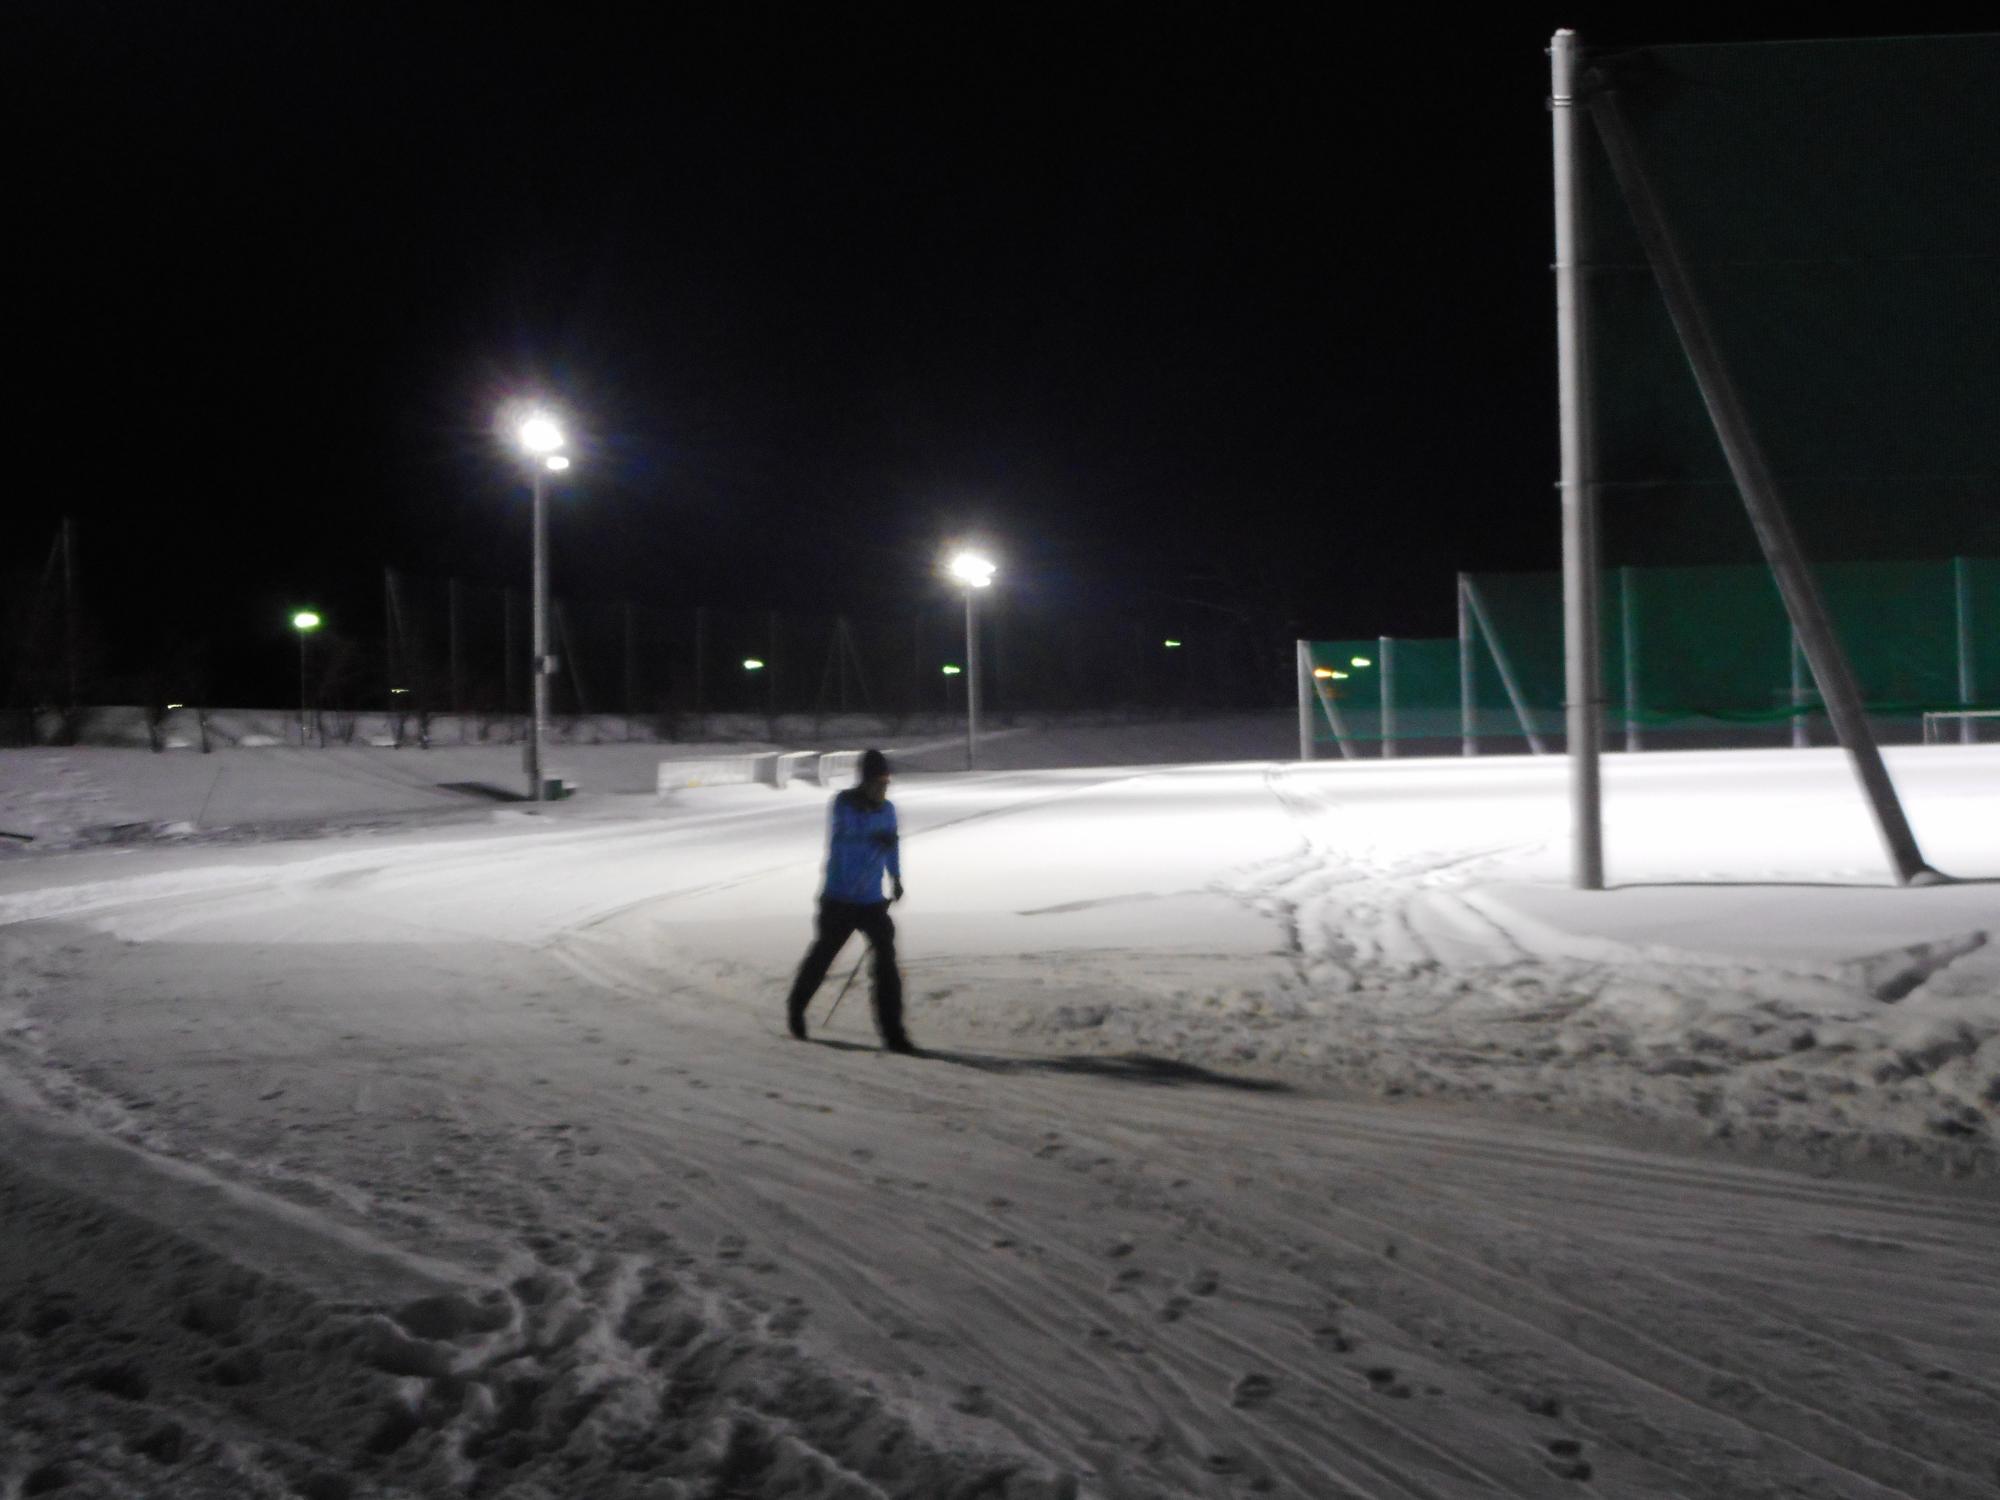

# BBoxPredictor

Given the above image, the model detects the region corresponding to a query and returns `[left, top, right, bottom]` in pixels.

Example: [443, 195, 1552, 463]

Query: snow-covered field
[1, 737, 1996, 1497]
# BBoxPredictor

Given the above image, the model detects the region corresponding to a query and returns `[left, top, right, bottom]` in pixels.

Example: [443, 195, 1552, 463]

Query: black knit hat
[858, 747, 891, 782]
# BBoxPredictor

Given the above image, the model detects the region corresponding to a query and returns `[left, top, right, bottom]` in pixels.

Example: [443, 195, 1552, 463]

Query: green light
[292, 611, 321, 631]
[941, 664, 962, 676]
[742, 658, 764, 671]
[1163, 639, 1182, 649]
[1350, 656, 1371, 668]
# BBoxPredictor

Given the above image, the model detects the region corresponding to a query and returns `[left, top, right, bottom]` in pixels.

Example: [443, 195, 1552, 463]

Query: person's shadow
[807, 1038, 1290, 1092]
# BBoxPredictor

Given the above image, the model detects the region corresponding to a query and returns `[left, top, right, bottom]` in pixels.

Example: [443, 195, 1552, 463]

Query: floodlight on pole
[292, 610, 322, 747]
[507, 404, 572, 801]
[945, 550, 997, 768]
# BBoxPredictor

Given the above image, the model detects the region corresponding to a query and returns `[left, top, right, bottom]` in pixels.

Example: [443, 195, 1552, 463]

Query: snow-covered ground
[1, 736, 1996, 1497]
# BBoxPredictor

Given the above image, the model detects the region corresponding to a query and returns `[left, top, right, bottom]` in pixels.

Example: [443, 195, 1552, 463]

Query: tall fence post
[1552, 29, 1604, 888]
[1458, 574, 1477, 757]
[1379, 634, 1397, 758]
[1620, 565, 1642, 752]
[1954, 556, 1977, 744]
[1296, 641, 1315, 761]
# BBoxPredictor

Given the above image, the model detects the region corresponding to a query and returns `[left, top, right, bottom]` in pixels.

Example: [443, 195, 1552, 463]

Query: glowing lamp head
[517, 412, 565, 455]
[1312, 666, 1336, 680]
[543, 454, 571, 472]
[941, 664, 963, 676]
[948, 552, 996, 589]
[292, 611, 322, 632]
[1350, 656, 1372, 668]
[1164, 639, 1182, 649]
[742, 658, 765, 671]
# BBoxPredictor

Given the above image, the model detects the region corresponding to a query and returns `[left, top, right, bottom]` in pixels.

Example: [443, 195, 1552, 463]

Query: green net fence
[1305, 557, 2000, 753]
[1577, 34, 2000, 571]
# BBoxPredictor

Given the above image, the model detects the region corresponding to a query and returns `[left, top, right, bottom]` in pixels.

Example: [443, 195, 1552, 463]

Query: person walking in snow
[785, 747, 913, 1052]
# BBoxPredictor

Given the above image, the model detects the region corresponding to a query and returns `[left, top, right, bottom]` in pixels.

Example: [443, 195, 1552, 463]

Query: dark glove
[891, 878, 905, 903]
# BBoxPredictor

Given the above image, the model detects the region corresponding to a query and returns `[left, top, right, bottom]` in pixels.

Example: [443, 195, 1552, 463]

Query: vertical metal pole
[1620, 566, 1642, 751]
[965, 589, 979, 769]
[1552, 29, 1603, 888]
[1464, 580, 1550, 754]
[298, 631, 309, 747]
[1954, 556, 1976, 744]
[529, 468, 548, 801]
[1458, 575, 1476, 756]
[1589, 83, 1936, 884]
[1379, 635, 1397, 758]
[1791, 627, 1809, 748]
[1296, 641, 1314, 761]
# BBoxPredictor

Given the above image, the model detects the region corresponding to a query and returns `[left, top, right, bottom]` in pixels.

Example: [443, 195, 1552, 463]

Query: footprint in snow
[1365, 1366, 1413, 1399]
[1230, 1373, 1277, 1409]
[1187, 1269, 1220, 1296]
[1545, 1438, 1592, 1481]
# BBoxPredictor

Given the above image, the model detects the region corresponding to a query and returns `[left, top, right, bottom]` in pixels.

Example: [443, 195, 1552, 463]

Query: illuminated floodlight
[1164, 639, 1182, 649]
[1330, 670, 1349, 680]
[544, 454, 571, 472]
[941, 664, 963, 676]
[1350, 656, 1372, 668]
[390, 687, 410, 695]
[947, 552, 996, 588]
[165, 703, 184, 710]
[742, 658, 765, 671]
[1312, 666, 1336, 680]
[517, 411, 565, 454]
[292, 611, 321, 631]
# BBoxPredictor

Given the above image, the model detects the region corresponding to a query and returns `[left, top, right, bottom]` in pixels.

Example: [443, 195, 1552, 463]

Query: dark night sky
[11, 6, 1984, 698]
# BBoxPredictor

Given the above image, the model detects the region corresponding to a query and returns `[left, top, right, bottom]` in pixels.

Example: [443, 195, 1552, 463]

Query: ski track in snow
[0, 759, 1997, 1497]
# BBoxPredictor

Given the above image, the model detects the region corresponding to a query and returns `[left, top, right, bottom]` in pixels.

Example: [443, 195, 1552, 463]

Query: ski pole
[822, 950, 866, 1027]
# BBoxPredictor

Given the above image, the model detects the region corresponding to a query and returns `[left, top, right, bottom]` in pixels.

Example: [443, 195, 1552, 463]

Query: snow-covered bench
[657, 754, 778, 793]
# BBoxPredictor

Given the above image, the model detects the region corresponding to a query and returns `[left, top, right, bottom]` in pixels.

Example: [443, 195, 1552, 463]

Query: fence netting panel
[1578, 34, 2000, 570]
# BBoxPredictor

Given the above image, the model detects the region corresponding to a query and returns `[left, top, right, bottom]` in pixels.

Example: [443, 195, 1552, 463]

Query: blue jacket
[821, 788, 901, 904]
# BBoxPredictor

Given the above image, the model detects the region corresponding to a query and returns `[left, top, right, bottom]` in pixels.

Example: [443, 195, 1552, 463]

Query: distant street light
[291, 610, 322, 746]
[1350, 655, 1372, 668]
[743, 658, 765, 671]
[946, 551, 995, 769]
[1164, 639, 1182, 649]
[510, 407, 570, 800]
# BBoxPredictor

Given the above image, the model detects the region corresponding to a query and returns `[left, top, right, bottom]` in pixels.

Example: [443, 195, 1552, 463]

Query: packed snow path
[2, 758, 1996, 1497]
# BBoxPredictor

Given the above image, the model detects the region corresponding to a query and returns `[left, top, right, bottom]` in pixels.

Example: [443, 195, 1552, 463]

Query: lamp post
[513, 411, 569, 800]
[291, 611, 321, 746]
[946, 551, 996, 768]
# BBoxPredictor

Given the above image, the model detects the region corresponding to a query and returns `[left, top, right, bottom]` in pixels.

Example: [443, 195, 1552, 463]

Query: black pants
[786, 898, 905, 1042]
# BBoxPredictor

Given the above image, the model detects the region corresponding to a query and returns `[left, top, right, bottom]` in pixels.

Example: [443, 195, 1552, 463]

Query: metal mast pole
[1296, 641, 1314, 761]
[1552, 29, 1604, 888]
[1588, 81, 1937, 885]
[529, 467, 548, 801]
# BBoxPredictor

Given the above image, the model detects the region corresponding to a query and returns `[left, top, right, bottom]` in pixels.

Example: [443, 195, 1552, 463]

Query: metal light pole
[947, 551, 996, 769]
[291, 611, 321, 747]
[512, 410, 568, 801]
